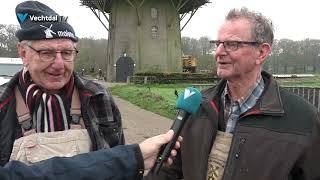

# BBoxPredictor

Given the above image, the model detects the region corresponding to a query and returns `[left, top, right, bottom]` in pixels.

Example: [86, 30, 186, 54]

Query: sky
[1, 0, 319, 41]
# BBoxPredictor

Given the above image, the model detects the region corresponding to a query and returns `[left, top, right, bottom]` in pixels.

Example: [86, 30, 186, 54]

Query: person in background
[1, 130, 182, 180]
[0, 0, 124, 166]
[146, 7, 320, 180]
[81, 68, 85, 76]
[98, 68, 103, 80]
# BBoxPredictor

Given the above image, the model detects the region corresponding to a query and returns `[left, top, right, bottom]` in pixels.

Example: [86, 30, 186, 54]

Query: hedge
[130, 72, 219, 84]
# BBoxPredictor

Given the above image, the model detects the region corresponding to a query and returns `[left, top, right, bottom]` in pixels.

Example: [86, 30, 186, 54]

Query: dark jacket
[146, 71, 320, 180]
[0, 72, 125, 166]
[0, 144, 144, 180]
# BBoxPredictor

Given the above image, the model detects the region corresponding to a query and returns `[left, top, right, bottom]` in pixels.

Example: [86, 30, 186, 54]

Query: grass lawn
[110, 84, 193, 119]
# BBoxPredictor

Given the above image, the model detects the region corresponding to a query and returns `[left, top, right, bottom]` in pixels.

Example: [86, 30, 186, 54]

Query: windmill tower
[81, 0, 209, 82]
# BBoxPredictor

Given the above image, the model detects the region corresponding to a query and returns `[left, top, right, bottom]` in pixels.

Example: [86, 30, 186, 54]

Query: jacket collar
[74, 73, 105, 97]
[203, 71, 284, 116]
[259, 71, 284, 115]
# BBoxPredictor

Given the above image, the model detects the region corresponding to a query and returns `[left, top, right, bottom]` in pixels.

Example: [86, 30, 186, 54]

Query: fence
[284, 87, 320, 111]
[192, 84, 320, 111]
[129, 76, 220, 84]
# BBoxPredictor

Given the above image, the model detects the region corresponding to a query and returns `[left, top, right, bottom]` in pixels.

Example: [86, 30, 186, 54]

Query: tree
[181, 36, 200, 56]
[266, 38, 320, 74]
[0, 24, 19, 57]
[181, 36, 215, 73]
[181, 36, 320, 74]
[75, 37, 108, 75]
[198, 36, 210, 55]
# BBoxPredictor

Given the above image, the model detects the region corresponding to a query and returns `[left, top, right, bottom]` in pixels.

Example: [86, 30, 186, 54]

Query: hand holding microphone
[139, 129, 183, 170]
[153, 87, 202, 173]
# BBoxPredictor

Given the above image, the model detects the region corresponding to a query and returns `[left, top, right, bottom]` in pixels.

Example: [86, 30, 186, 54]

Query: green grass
[110, 84, 190, 119]
[109, 76, 320, 119]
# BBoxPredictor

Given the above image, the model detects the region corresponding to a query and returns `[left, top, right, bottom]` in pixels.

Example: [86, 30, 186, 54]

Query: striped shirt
[222, 77, 265, 133]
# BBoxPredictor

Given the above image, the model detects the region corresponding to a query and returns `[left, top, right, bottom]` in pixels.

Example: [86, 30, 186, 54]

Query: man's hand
[139, 130, 182, 170]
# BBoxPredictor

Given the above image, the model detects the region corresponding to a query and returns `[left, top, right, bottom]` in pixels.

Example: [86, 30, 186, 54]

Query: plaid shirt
[222, 78, 265, 133]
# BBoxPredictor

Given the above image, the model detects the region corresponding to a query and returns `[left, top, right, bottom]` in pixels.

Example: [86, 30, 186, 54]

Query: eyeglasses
[27, 44, 78, 62]
[209, 40, 260, 52]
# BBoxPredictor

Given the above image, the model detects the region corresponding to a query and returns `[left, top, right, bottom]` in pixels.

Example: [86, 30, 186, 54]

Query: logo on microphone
[184, 88, 195, 99]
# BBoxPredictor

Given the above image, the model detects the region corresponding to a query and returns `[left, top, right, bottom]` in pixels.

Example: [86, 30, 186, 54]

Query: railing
[129, 76, 220, 84]
[192, 84, 320, 111]
[284, 87, 320, 111]
[191, 83, 215, 90]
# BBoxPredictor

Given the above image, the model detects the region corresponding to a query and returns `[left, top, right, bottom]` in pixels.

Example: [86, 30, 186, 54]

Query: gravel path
[113, 96, 173, 144]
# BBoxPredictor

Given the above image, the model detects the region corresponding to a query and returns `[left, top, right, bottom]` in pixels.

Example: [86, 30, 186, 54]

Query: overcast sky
[1, 0, 319, 41]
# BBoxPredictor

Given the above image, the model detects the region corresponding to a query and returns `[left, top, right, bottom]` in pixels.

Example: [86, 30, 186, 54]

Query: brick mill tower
[81, 0, 209, 81]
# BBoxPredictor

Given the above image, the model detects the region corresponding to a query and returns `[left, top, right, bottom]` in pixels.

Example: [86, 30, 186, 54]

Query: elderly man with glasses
[0, 1, 125, 167]
[146, 7, 320, 180]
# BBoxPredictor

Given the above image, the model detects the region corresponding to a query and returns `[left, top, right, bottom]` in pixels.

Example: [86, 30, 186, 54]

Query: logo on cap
[17, 13, 28, 23]
[40, 24, 56, 38]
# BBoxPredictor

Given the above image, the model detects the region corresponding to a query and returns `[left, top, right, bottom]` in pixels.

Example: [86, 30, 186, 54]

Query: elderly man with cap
[0, 1, 124, 166]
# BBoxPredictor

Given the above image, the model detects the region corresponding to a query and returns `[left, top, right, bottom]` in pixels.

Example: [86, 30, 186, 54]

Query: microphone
[153, 87, 202, 174]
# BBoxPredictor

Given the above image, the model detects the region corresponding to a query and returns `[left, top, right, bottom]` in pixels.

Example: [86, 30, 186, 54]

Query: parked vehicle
[182, 55, 197, 73]
[0, 57, 23, 85]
